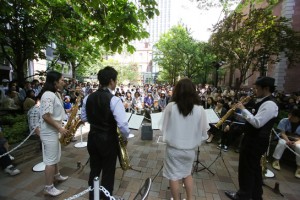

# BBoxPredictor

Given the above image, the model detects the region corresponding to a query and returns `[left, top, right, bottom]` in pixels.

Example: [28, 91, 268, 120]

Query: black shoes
[225, 191, 240, 200]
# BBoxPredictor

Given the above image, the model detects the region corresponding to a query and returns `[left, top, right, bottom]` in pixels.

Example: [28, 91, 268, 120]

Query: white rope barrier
[0, 127, 37, 158]
[272, 128, 300, 158]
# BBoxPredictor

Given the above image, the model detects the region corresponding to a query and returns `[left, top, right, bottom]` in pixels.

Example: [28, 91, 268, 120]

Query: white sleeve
[241, 101, 278, 128]
[110, 96, 130, 139]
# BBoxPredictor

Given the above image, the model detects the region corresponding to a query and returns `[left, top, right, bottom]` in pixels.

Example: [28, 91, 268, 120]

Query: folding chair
[133, 177, 152, 200]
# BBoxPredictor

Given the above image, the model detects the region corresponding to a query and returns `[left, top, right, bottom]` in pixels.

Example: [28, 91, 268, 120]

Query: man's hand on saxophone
[235, 102, 245, 110]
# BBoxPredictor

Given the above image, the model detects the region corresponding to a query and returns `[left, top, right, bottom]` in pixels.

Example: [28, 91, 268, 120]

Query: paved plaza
[1, 123, 300, 200]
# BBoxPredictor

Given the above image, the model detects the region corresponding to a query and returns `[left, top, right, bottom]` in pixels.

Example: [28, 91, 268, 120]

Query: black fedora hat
[255, 76, 275, 88]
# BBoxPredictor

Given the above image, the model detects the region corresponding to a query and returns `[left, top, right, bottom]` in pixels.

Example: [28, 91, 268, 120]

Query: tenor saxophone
[60, 95, 84, 146]
[117, 128, 133, 171]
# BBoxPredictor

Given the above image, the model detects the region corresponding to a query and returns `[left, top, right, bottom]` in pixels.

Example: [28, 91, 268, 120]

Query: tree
[53, 0, 159, 79]
[102, 59, 140, 84]
[154, 24, 215, 84]
[210, 8, 300, 88]
[0, 0, 159, 83]
[0, 0, 71, 84]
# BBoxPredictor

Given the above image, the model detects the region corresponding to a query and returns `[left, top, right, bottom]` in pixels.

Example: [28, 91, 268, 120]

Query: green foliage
[0, 0, 159, 83]
[154, 24, 216, 85]
[1, 114, 28, 144]
[0, 0, 72, 84]
[210, 7, 300, 88]
[102, 59, 140, 84]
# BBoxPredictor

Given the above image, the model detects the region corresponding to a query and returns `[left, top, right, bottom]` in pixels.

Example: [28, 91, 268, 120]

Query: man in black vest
[86, 66, 130, 200]
[225, 76, 278, 200]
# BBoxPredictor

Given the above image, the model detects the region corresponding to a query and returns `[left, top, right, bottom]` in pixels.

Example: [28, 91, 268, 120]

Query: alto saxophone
[117, 128, 133, 171]
[60, 95, 84, 146]
[209, 96, 251, 132]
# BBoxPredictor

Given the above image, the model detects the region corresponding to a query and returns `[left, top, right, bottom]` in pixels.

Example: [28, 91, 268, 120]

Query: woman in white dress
[40, 71, 69, 196]
[160, 78, 209, 200]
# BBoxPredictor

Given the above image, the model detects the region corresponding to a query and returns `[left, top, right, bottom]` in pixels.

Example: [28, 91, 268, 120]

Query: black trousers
[0, 146, 12, 169]
[237, 135, 268, 200]
[221, 124, 244, 147]
[87, 131, 118, 200]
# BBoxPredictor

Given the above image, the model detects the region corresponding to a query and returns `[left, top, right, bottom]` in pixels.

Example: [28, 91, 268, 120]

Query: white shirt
[108, 88, 130, 138]
[241, 97, 278, 128]
[160, 102, 209, 149]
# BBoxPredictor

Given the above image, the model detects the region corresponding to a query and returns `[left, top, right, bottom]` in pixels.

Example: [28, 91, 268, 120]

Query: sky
[173, 0, 239, 42]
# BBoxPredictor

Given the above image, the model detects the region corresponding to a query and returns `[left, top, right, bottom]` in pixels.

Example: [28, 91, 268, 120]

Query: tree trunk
[16, 59, 26, 85]
[71, 61, 76, 79]
[228, 66, 234, 87]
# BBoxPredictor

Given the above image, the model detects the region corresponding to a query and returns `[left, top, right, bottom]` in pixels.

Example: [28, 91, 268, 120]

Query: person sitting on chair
[206, 99, 227, 143]
[144, 91, 154, 118]
[272, 108, 300, 178]
[0, 127, 21, 176]
[218, 110, 246, 152]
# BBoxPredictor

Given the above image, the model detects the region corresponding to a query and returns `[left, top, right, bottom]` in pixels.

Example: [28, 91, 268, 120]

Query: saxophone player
[40, 71, 69, 197]
[86, 66, 130, 200]
[225, 76, 278, 200]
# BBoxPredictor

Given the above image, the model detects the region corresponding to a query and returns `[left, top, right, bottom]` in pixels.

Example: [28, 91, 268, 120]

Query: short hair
[290, 109, 300, 118]
[26, 89, 34, 98]
[97, 66, 118, 87]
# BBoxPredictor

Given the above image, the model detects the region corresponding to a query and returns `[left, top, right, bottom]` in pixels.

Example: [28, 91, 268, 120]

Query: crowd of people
[0, 69, 300, 199]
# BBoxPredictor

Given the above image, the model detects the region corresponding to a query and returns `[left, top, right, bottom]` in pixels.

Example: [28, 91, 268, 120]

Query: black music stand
[194, 123, 230, 176]
[193, 146, 214, 175]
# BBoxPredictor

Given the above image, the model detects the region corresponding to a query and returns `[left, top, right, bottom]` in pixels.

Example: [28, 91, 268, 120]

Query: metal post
[94, 177, 100, 200]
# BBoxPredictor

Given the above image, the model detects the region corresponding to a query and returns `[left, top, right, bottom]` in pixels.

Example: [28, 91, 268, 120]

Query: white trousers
[272, 138, 300, 166]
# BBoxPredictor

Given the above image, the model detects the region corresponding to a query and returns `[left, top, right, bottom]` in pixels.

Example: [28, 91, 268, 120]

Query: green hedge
[1, 114, 29, 144]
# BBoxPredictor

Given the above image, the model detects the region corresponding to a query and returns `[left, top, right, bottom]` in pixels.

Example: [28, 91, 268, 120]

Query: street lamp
[259, 54, 269, 77]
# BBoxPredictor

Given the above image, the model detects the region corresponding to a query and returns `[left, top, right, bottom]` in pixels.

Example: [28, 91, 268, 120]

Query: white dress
[160, 102, 209, 181]
[40, 91, 65, 165]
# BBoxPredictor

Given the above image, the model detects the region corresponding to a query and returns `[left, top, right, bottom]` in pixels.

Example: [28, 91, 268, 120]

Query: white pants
[272, 138, 300, 166]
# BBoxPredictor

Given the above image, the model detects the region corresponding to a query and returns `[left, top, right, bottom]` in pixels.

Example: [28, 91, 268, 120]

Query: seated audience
[0, 127, 21, 176]
[27, 94, 41, 136]
[132, 92, 143, 114]
[124, 91, 133, 113]
[158, 91, 167, 112]
[206, 99, 227, 143]
[23, 89, 36, 113]
[272, 109, 300, 178]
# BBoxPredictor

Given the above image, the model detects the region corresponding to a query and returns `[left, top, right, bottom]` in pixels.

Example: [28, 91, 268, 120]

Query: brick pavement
[1, 123, 300, 200]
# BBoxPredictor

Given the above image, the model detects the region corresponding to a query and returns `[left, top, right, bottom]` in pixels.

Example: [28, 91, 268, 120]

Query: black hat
[255, 76, 275, 88]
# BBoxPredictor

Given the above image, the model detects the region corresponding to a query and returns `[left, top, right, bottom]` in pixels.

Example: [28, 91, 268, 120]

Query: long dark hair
[172, 78, 201, 117]
[41, 71, 62, 94]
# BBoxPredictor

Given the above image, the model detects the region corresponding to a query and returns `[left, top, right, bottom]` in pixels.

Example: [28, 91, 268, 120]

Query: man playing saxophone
[225, 76, 278, 200]
[86, 66, 130, 200]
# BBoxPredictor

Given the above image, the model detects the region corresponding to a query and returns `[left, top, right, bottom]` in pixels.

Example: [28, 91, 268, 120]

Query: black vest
[86, 88, 117, 134]
[243, 96, 277, 141]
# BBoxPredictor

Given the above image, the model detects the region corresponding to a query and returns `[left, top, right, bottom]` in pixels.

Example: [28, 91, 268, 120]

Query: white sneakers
[4, 165, 20, 176]
[44, 185, 64, 196]
[44, 173, 68, 196]
[54, 173, 68, 181]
